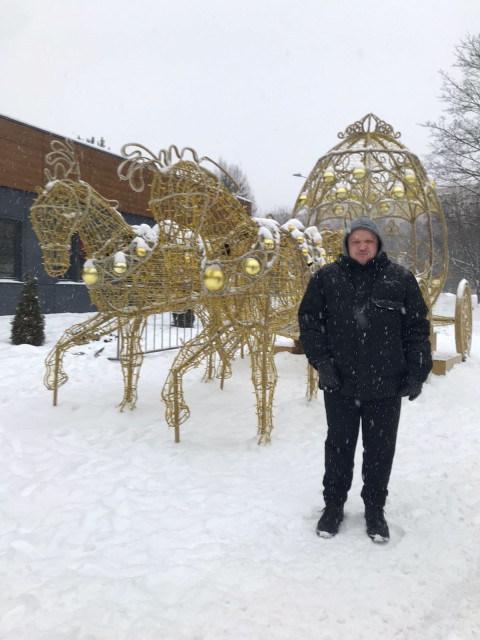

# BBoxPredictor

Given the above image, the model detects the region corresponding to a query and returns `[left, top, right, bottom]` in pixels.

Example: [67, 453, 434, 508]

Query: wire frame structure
[31, 141, 326, 444]
[118, 144, 319, 443]
[292, 113, 472, 360]
[30, 140, 196, 411]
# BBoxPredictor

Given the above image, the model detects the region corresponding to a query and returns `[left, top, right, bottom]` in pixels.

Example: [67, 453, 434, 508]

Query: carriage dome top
[292, 113, 448, 304]
[329, 113, 405, 153]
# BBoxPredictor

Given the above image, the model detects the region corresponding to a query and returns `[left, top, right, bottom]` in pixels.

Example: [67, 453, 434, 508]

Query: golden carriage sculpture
[291, 114, 473, 370]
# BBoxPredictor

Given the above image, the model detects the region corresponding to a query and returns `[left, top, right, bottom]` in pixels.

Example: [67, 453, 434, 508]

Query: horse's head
[148, 160, 215, 231]
[30, 180, 84, 278]
[119, 145, 249, 246]
[150, 160, 257, 255]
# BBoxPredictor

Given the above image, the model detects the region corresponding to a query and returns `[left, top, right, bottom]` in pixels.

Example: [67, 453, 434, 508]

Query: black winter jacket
[298, 252, 432, 401]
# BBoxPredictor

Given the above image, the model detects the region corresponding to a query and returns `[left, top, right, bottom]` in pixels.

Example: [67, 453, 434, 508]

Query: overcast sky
[1, 0, 480, 214]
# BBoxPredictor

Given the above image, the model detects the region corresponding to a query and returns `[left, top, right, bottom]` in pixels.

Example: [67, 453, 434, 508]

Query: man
[298, 216, 432, 542]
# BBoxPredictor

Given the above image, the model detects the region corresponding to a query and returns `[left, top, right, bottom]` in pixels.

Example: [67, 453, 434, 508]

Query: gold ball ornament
[316, 239, 323, 247]
[203, 267, 225, 291]
[263, 238, 275, 250]
[323, 170, 336, 184]
[378, 202, 391, 213]
[333, 205, 344, 215]
[335, 186, 348, 200]
[113, 261, 128, 275]
[302, 247, 309, 256]
[243, 258, 261, 276]
[392, 184, 405, 199]
[352, 166, 366, 181]
[296, 235, 304, 244]
[404, 171, 416, 184]
[82, 266, 99, 285]
[288, 224, 296, 232]
[135, 246, 147, 258]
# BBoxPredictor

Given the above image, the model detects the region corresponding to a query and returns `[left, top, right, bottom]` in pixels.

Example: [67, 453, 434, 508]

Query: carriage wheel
[455, 280, 472, 361]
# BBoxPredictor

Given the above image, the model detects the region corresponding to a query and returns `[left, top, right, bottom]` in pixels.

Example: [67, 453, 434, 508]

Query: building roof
[0, 114, 152, 218]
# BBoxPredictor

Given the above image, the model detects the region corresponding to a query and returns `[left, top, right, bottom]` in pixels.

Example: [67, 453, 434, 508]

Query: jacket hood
[341, 216, 384, 257]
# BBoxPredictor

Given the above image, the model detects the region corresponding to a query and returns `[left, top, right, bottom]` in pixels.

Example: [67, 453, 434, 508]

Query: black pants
[322, 392, 401, 508]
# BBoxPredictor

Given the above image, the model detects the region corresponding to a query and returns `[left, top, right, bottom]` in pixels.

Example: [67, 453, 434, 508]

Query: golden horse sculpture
[116, 144, 324, 443]
[30, 140, 209, 410]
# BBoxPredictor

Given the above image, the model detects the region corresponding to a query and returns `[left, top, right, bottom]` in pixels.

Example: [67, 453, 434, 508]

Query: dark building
[0, 115, 153, 315]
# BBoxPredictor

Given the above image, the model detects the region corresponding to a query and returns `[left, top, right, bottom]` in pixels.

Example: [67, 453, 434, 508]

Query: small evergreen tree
[11, 272, 45, 346]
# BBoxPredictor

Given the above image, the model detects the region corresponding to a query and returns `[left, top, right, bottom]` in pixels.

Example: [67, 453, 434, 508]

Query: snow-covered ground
[1, 294, 479, 640]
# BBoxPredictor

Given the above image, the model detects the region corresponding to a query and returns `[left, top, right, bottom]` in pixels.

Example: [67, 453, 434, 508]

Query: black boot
[365, 505, 389, 543]
[316, 504, 344, 538]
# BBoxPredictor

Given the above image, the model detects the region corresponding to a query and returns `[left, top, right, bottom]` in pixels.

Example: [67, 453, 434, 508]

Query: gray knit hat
[341, 216, 383, 256]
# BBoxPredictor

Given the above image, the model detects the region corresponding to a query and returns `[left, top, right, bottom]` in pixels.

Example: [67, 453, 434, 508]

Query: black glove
[317, 357, 342, 392]
[399, 376, 423, 401]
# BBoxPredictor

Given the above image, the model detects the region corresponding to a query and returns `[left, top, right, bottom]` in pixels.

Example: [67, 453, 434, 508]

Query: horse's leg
[194, 307, 239, 385]
[192, 308, 220, 384]
[246, 329, 278, 445]
[161, 325, 225, 442]
[202, 351, 217, 383]
[213, 325, 244, 388]
[44, 313, 118, 405]
[117, 316, 148, 411]
[243, 290, 278, 444]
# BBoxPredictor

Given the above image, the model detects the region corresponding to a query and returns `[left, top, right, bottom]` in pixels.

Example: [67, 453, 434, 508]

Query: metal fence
[111, 311, 201, 360]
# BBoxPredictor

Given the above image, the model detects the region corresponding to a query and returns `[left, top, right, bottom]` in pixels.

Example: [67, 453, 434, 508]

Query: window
[0, 219, 21, 279]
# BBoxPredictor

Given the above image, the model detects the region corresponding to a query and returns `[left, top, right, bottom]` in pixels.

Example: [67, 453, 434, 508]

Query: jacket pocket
[373, 299, 404, 312]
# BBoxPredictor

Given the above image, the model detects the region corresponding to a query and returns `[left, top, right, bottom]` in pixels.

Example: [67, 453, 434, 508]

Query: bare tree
[217, 157, 257, 215]
[423, 34, 480, 191]
[423, 33, 480, 301]
[438, 187, 480, 300]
